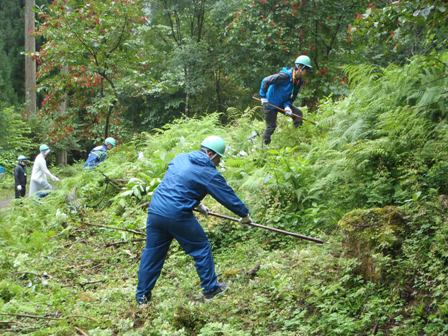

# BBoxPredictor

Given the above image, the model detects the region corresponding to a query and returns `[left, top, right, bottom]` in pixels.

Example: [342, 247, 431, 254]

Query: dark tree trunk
[24, 0, 36, 117]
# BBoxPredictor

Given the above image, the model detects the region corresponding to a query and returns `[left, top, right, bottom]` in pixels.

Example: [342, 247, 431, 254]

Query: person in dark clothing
[14, 155, 28, 198]
[259, 55, 312, 145]
[135, 135, 252, 305]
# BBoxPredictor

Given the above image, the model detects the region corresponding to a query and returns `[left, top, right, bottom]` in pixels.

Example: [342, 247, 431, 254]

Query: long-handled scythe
[195, 209, 324, 244]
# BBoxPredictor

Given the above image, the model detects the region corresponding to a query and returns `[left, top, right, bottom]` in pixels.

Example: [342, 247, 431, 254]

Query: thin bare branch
[0, 313, 62, 321]
[105, 238, 146, 247]
[83, 222, 146, 236]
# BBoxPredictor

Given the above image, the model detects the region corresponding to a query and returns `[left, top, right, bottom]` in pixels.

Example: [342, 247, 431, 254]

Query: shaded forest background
[1, 0, 445, 166]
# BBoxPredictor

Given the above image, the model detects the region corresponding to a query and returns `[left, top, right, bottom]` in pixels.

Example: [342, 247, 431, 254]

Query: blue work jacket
[84, 144, 108, 169]
[149, 150, 249, 218]
[259, 67, 303, 110]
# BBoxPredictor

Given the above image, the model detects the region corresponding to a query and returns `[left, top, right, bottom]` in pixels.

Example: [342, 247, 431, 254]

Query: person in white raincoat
[29, 144, 60, 196]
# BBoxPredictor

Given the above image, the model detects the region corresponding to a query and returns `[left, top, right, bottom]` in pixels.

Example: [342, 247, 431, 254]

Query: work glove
[239, 215, 253, 224]
[197, 203, 210, 216]
[284, 106, 293, 116]
[17, 185, 22, 191]
[260, 98, 268, 105]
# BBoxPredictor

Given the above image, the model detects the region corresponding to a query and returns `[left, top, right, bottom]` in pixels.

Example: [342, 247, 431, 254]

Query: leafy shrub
[0, 105, 33, 170]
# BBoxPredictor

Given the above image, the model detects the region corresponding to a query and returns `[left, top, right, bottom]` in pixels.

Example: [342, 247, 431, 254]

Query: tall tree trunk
[184, 67, 190, 116]
[98, 73, 117, 138]
[215, 68, 223, 112]
[57, 65, 69, 166]
[24, 0, 36, 118]
[104, 101, 117, 138]
[57, 151, 68, 166]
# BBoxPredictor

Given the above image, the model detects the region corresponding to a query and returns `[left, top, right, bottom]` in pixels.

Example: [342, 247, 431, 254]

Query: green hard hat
[201, 135, 226, 157]
[105, 137, 116, 148]
[295, 55, 312, 69]
[39, 144, 50, 152]
[18, 155, 28, 161]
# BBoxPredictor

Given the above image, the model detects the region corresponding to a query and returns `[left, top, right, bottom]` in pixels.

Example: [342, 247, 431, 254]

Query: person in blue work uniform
[135, 135, 252, 305]
[83, 137, 116, 169]
[14, 155, 29, 198]
[259, 54, 312, 145]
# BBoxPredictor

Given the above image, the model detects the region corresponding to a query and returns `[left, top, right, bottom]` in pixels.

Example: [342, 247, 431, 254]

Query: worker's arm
[206, 173, 249, 218]
[259, 72, 289, 98]
[40, 157, 59, 182]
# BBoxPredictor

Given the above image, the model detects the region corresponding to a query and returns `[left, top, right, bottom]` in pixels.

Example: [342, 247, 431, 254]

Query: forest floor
[0, 198, 11, 209]
[0, 187, 13, 209]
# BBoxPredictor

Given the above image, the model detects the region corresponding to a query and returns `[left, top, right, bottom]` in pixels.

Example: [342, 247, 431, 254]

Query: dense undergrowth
[0, 53, 447, 335]
[0, 176, 12, 200]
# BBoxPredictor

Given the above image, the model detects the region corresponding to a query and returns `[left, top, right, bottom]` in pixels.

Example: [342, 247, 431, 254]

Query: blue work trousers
[135, 213, 219, 301]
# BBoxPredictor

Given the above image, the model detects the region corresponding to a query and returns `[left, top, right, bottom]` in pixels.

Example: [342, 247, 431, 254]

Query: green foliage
[36, 0, 148, 143]
[0, 105, 33, 170]
[0, 280, 23, 304]
[0, 0, 24, 105]
[30, 0, 416, 143]
[0, 0, 50, 105]
[1, 1, 448, 333]
[0, 39, 17, 105]
[301, 53, 448, 223]
[350, 0, 448, 65]
[137, 0, 254, 120]
[226, 0, 385, 101]
[339, 206, 406, 282]
[1, 45, 448, 336]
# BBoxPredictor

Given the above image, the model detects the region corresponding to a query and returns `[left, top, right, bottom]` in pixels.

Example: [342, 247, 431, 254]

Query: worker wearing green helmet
[84, 137, 117, 169]
[259, 54, 312, 145]
[136, 135, 252, 305]
[29, 144, 60, 196]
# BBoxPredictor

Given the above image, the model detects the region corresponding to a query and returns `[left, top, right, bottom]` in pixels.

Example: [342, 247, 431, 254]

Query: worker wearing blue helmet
[136, 136, 252, 305]
[83, 137, 117, 169]
[259, 55, 312, 145]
